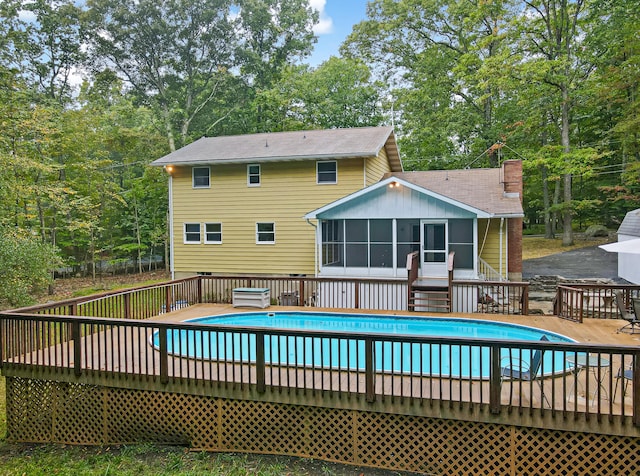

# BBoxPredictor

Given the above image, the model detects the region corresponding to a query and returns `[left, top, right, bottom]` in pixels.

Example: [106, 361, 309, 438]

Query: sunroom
[304, 163, 524, 284]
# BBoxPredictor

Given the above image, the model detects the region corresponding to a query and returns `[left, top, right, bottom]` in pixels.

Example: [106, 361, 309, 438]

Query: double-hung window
[192, 167, 210, 188]
[247, 164, 261, 186]
[184, 223, 201, 243]
[204, 223, 222, 244]
[256, 222, 275, 244]
[317, 161, 337, 184]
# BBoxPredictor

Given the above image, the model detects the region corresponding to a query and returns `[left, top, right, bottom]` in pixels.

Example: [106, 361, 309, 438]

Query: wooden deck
[4, 303, 640, 435]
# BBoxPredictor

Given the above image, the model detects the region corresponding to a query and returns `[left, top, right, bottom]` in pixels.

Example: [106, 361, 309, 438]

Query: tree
[511, 0, 593, 245]
[1, 0, 85, 103]
[0, 228, 60, 309]
[342, 0, 518, 169]
[258, 57, 385, 130]
[83, 0, 318, 149]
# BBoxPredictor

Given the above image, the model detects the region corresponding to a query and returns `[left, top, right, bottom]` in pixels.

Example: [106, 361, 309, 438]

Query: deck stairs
[407, 251, 455, 312]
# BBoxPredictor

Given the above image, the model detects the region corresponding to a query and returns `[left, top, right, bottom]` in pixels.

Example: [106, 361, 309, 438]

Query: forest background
[0, 0, 638, 309]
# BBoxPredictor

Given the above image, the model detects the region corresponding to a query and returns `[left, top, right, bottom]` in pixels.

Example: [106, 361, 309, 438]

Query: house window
[317, 161, 337, 184]
[204, 223, 222, 243]
[184, 223, 201, 243]
[256, 222, 275, 244]
[247, 164, 260, 186]
[192, 167, 210, 188]
[396, 219, 420, 267]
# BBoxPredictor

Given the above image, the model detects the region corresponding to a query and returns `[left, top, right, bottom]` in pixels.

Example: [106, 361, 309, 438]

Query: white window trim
[247, 164, 261, 187]
[316, 160, 337, 184]
[183, 223, 201, 244]
[256, 222, 275, 244]
[192, 166, 211, 188]
[204, 222, 223, 244]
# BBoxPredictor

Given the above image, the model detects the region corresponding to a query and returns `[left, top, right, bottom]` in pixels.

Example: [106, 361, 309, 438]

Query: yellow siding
[171, 158, 367, 276]
[366, 149, 392, 186]
[478, 219, 508, 279]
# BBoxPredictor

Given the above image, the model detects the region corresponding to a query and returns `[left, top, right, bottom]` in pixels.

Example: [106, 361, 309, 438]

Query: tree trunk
[552, 180, 561, 236]
[561, 85, 573, 246]
[541, 165, 554, 238]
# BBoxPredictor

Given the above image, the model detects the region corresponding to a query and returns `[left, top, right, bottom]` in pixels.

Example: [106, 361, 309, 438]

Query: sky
[307, 0, 369, 66]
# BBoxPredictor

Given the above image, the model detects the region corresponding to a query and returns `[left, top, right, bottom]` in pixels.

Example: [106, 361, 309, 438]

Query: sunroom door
[421, 221, 448, 277]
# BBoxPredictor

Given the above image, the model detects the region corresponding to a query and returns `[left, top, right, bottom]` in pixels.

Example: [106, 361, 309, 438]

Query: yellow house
[151, 127, 402, 279]
[151, 126, 523, 284]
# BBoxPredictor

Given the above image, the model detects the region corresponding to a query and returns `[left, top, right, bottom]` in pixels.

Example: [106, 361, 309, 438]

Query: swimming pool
[152, 312, 575, 379]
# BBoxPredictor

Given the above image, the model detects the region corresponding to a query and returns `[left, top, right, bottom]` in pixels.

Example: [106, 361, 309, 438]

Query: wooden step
[409, 289, 451, 312]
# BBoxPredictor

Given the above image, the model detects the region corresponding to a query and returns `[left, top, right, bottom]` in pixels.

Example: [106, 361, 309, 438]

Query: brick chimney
[503, 160, 523, 281]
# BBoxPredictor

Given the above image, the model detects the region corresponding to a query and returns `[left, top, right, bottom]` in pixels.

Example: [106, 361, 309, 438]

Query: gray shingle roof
[383, 168, 523, 216]
[150, 126, 402, 171]
[618, 208, 640, 237]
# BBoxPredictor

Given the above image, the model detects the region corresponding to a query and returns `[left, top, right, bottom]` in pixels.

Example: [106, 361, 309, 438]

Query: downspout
[306, 218, 319, 276]
[499, 217, 504, 280]
[168, 174, 175, 280]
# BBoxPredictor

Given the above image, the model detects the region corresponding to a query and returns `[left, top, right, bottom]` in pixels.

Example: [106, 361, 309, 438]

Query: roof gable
[151, 126, 402, 171]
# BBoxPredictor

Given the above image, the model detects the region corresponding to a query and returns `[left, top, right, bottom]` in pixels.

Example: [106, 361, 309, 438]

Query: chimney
[503, 159, 523, 197]
[503, 160, 523, 281]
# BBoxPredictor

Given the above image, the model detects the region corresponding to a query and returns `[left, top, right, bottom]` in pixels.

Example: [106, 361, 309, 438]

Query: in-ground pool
[152, 312, 576, 379]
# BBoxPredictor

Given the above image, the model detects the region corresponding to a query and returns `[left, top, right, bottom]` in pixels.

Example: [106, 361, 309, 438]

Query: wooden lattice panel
[6, 377, 640, 475]
[52, 382, 104, 445]
[105, 389, 220, 447]
[219, 400, 354, 462]
[513, 427, 640, 475]
[7, 378, 55, 443]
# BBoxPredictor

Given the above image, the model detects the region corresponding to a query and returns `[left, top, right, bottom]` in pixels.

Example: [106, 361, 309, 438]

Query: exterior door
[421, 221, 448, 277]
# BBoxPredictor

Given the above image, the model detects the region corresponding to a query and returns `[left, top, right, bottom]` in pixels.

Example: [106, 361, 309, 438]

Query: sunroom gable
[304, 176, 489, 220]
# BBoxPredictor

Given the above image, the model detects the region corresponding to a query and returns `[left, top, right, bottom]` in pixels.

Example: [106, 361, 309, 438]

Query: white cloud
[309, 0, 333, 35]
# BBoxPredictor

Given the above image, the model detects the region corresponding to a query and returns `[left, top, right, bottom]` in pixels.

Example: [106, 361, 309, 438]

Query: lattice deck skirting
[6, 377, 640, 474]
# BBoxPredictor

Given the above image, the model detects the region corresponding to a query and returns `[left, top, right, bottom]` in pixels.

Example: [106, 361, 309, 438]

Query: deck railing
[16, 275, 528, 317]
[556, 284, 640, 323]
[1, 312, 639, 429]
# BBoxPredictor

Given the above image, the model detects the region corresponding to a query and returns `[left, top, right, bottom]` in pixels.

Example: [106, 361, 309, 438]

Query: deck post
[299, 281, 305, 307]
[354, 281, 360, 309]
[490, 345, 501, 414]
[633, 352, 640, 427]
[256, 332, 266, 394]
[72, 320, 81, 377]
[159, 327, 169, 384]
[365, 338, 375, 402]
[165, 287, 171, 315]
[197, 276, 203, 304]
[123, 294, 131, 320]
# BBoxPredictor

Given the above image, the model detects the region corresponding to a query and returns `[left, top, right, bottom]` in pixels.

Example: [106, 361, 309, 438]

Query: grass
[522, 235, 611, 260]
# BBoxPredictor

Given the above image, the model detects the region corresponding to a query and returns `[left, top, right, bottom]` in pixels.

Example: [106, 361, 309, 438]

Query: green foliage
[0, 229, 60, 309]
[257, 57, 385, 131]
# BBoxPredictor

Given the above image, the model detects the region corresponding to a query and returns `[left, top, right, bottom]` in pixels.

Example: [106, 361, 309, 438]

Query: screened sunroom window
[448, 219, 474, 269]
[322, 220, 343, 266]
[396, 219, 420, 267]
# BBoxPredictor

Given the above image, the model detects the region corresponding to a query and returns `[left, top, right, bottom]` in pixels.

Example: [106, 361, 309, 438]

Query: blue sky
[307, 0, 369, 66]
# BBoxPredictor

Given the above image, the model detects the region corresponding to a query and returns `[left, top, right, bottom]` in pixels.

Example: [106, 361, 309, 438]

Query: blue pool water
[152, 312, 575, 379]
